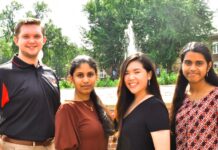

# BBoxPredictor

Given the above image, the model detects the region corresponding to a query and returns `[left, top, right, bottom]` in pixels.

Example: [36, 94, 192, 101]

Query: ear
[207, 61, 212, 72]
[147, 71, 152, 80]
[13, 36, 18, 46]
[69, 75, 75, 85]
[96, 73, 99, 81]
[43, 36, 47, 44]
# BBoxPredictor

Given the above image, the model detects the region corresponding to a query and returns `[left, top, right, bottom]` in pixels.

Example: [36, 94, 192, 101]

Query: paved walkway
[61, 85, 175, 105]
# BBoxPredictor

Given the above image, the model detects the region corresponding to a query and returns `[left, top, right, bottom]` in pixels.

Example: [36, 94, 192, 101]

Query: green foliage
[59, 80, 73, 89]
[84, 0, 214, 72]
[0, 39, 13, 63]
[59, 78, 118, 88]
[0, 1, 84, 78]
[136, 0, 214, 71]
[26, 1, 51, 20]
[43, 20, 82, 77]
[84, 0, 127, 76]
[157, 69, 177, 85]
[0, 1, 23, 53]
[96, 78, 119, 87]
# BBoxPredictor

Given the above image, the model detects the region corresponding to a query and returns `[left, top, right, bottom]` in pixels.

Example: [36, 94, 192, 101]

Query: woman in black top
[115, 52, 170, 150]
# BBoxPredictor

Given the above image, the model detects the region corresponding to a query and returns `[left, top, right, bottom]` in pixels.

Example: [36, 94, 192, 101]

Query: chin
[188, 80, 201, 84]
[129, 89, 138, 95]
[82, 90, 93, 95]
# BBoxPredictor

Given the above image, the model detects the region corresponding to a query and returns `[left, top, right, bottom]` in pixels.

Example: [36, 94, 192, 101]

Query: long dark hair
[170, 42, 218, 141]
[115, 52, 162, 125]
[69, 55, 114, 136]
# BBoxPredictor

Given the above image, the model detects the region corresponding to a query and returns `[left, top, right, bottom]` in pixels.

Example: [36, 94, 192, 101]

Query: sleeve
[55, 104, 80, 150]
[146, 100, 170, 132]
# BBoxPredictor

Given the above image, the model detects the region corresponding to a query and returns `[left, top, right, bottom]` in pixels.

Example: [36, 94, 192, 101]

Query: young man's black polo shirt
[0, 55, 60, 141]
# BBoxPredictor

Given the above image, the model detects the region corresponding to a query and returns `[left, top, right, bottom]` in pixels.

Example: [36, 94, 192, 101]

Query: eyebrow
[126, 68, 142, 72]
[183, 59, 205, 62]
[75, 70, 95, 74]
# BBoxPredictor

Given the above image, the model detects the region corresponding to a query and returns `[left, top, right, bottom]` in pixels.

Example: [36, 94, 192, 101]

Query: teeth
[128, 83, 137, 87]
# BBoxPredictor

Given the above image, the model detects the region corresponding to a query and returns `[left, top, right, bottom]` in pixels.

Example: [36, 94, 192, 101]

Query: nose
[29, 37, 35, 43]
[128, 73, 135, 80]
[190, 64, 197, 71]
[83, 76, 89, 83]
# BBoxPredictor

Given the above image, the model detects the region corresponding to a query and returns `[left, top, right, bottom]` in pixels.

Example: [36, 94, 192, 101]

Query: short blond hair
[14, 18, 45, 36]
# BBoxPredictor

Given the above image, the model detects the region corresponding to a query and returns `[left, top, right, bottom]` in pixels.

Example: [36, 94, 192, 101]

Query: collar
[12, 55, 42, 69]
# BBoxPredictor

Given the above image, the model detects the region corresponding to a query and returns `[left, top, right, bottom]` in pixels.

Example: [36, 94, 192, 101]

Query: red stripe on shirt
[1, 83, 9, 108]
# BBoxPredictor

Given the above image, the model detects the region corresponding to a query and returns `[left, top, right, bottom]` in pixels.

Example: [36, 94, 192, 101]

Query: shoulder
[0, 60, 13, 70]
[41, 65, 59, 84]
[146, 96, 167, 110]
[0, 61, 13, 79]
[206, 86, 218, 100]
[209, 87, 218, 103]
[42, 64, 54, 71]
[41, 64, 57, 76]
[214, 86, 218, 93]
[140, 96, 169, 118]
[56, 101, 79, 119]
[58, 101, 77, 112]
[144, 97, 170, 131]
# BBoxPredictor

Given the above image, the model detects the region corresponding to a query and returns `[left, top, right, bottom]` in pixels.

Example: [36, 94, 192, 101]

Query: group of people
[0, 17, 217, 150]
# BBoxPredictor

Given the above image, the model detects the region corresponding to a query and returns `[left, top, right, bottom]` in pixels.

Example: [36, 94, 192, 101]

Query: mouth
[188, 73, 198, 76]
[27, 46, 37, 49]
[81, 85, 92, 89]
[127, 83, 138, 88]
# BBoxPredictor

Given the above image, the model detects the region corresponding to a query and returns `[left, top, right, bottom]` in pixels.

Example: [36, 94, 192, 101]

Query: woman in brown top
[55, 55, 114, 150]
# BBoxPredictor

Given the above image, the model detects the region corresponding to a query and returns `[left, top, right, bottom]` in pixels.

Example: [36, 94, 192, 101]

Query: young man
[0, 18, 60, 150]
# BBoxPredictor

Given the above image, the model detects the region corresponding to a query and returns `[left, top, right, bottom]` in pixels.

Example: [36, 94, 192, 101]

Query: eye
[196, 61, 204, 67]
[34, 34, 41, 39]
[184, 60, 192, 66]
[134, 71, 140, 74]
[22, 35, 29, 39]
[87, 72, 95, 77]
[76, 73, 84, 78]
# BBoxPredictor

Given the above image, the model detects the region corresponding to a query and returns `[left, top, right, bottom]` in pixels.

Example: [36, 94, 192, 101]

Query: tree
[26, 1, 51, 20]
[43, 20, 81, 77]
[134, 0, 214, 71]
[84, 0, 214, 72]
[0, 1, 82, 77]
[26, 2, 82, 77]
[0, 1, 23, 53]
[84, 0, 128, 76]
[0, 39, 12, 63]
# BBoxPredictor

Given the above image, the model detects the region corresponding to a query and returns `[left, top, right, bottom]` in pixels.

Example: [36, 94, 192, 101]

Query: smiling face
[124, 60, 152, 98]
[14, 24, 46, 64]
[182, 51, 212, 84]
[71, 63, 97, 98]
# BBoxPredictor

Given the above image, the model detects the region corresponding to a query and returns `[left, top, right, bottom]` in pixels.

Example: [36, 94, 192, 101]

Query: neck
[74, 90, 90, 101]
[189, 80, 210, 93]
[18, 53, 38, 66]
[134, 91, 150, 103]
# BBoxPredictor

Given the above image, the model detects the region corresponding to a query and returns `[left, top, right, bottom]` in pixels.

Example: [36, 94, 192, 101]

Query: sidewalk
[60, 85, 175, 105]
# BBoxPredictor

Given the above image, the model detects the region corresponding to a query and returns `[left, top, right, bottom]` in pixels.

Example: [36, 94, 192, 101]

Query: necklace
[82, 102, 94, 111]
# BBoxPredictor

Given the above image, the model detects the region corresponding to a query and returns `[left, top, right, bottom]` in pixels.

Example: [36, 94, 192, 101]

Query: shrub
[96, 77, 119, 87]
[59, 80, 73, 89]
[59, 78, 119, 88]
[157, 70, 177, 85]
